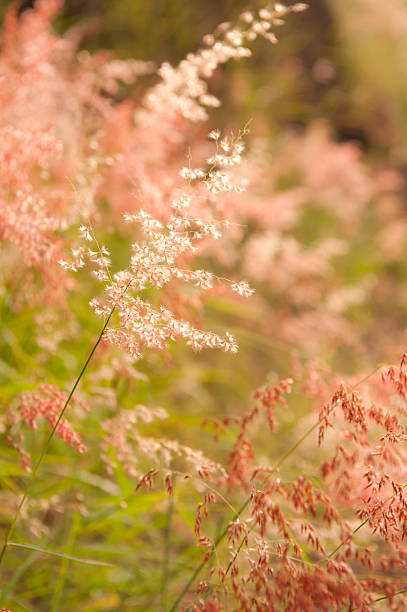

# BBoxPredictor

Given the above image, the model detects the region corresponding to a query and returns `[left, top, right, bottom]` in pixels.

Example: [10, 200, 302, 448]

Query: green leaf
[8, 542, 114, 567]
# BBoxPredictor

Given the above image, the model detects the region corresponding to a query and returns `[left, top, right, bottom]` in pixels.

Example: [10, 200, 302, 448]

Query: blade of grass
[0, 551, 36, 601]
[7, 541, 114, 566]
[5, 595, 35, 612]
[50, 511, 82, 612]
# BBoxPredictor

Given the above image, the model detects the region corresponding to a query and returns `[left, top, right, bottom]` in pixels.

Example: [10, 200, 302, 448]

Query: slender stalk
[349, 589, 406, 611]
[161, 484, 175, 611]
[321, 482, 407, 566]
[0, 308, 114, 570]
[321, 518, 369, 565]
[168, 498, 251, 612]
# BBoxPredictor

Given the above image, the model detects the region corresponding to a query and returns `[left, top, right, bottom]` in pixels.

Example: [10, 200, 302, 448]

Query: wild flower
[0, 4, 311, 581]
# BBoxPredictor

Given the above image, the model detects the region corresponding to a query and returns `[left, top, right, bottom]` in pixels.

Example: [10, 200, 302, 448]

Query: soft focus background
[2, 1, 407, 610]
[4, 0, 407, 149]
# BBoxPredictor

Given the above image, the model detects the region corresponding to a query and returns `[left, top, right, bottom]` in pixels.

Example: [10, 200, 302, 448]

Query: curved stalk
[0, 308, 114, 571]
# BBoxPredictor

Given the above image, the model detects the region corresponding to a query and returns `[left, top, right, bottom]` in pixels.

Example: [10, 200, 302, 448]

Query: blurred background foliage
[2, 1, 407, 610]
[1, 0, 407, 156]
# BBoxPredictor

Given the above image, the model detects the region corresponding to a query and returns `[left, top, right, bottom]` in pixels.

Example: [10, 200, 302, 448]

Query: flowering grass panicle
[161, 357, 407, 610]
[137, 3, 308, 129]
[101, 404, 225, 483]
[61, 130, 254, 361]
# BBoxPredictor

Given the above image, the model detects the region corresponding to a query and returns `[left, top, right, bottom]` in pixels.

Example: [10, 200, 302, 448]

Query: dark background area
[0, 0, 386, 147]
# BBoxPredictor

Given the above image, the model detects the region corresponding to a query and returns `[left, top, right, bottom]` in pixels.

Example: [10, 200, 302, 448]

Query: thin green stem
[351, 589, 406, 611]
[161, 484, 175, 611]
[168, 498, 250, 612]
[275, 364, 383, 471]
[320, 518, 369, 566]
[162, 468, 240, 517]
[321, 482, 407, 566]
[0, 308, 114, 572]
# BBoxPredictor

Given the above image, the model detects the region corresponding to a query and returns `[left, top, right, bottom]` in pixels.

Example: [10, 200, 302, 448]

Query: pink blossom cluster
[7, 383, 88, 471]
[179, 357, 407, 610]
[0, 0, 307, 305]
[0, 0, 153, 300]
[215, 122, 407, 355]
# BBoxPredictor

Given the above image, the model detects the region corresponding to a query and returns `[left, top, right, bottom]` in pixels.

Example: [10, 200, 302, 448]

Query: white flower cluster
[63, 131, 255, 360]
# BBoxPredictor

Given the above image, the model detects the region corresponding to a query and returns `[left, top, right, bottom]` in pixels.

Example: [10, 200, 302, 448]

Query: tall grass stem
[0, 308, 114, 573]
